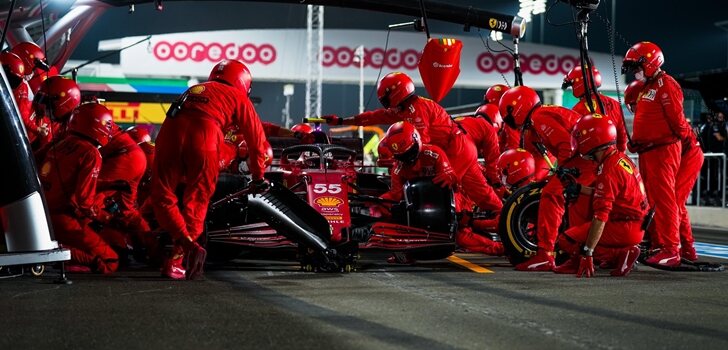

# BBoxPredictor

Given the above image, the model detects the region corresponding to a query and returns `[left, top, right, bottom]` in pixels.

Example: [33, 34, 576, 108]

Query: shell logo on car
[315, 196, 343, 208]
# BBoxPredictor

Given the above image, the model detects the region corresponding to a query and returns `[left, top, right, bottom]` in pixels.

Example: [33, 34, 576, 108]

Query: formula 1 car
[203, 134, 457, 271]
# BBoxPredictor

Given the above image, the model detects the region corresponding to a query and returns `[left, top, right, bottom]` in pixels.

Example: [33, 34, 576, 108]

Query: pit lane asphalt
[2, 228, 728, 350]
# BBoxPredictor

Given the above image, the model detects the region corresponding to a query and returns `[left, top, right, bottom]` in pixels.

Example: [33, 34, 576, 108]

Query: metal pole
[356, 45, 365, 139]
[697, 166, 701, 207]
[720, 153, 726, 208]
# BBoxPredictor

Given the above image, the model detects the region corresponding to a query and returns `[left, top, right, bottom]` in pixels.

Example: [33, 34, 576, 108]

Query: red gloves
[322, 115, 343, 125]
[433, 170, 457, 189]
[577, 256, 595, 278]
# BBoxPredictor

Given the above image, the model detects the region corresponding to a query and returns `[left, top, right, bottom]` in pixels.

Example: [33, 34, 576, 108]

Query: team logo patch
[315, 196, 343, 207]
[190, 85, 206, 94]
[642, 89, 657, 101]
[618, 158, 634, 174]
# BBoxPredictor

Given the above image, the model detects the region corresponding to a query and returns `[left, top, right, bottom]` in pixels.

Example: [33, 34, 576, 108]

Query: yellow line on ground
[447, 255, 494, 274]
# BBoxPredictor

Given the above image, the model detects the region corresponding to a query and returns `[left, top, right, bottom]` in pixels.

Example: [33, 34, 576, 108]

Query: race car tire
[498, 182, 544, 265]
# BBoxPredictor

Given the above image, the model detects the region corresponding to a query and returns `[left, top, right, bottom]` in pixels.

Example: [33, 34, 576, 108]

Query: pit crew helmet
[0, 51, 25, 88]
[380, 121, 421, 164]
[377, 72, 415, 109]
[571, 113, 617, 158]
[68, 103, 115, 147]
[484, 84, 508, 105]
[497, 148, 536, 188]
[562, 65, 602, 99]
[33, 76, 81, 122]
[498, 86, 541, 128]
[622, 41, 664, 78]
[474, 103, 503, 130]
[209, 60, 252, 96]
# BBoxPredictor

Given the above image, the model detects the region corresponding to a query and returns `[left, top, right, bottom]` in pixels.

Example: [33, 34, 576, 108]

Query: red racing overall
[522, 106, 597, 254]
[631, 72, 692, 252]
[151, 81, 268, 246]
[39, 135, 118, 273]
[351, 96, 502, 212]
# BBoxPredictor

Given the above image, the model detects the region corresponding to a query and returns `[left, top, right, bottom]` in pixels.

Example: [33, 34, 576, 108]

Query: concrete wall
[688, 206, 728, 229]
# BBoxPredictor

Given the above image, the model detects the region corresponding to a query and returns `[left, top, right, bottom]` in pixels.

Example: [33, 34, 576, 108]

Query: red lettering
[153, 41, 172, 61]
[151, 41, 279, 65]
[475, 51, 583, 76]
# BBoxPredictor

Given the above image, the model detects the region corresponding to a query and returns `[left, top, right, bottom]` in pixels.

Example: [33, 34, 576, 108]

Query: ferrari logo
[391, 143, 399, 151]
[618, 158, 634, 174]
[489, 18, 497, 29]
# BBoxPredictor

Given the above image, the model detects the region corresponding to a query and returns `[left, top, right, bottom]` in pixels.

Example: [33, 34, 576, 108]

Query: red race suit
[39, 134, 118, 273]
[351, 96, 501, 211]
[150, 81, 268, 244]
[631, 72, 692, 250]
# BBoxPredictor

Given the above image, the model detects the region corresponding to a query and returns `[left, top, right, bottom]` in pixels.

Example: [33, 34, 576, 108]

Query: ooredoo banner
[115, 29, 623, 90]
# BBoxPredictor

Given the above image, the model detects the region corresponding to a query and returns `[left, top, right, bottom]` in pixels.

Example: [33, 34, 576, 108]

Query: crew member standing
[622, 41, 693, 267]
[623, 74, 703, 263]
[151, 60, 269, 280]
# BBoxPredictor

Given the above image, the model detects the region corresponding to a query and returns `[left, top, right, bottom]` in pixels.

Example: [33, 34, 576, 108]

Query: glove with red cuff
[576, 244, 595, 278]
[322, 115, 343, 125]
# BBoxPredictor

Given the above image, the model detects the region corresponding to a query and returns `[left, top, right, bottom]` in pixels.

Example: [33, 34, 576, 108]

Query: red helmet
[483, 84, 508, 105]
[380, 121, 421, 163]
[33, 76, 81, 122]
[10, 42, 46, 74]
[474, 103, 503, 130]
[622, 41, 664, 78]
[624, 79, 646, 113]
[0, 51, 26, 79]
[126, 126, 152, 144]
[68, 103, 115, 147]
[209, 60, 252, 95]
[377, 72, 415, 108]
[562, 65, 602, 98]
[571, 113, 617, 157]
[498, 86, 541, 128]
[497, 148, 535, 188]
[291, 123, 313, 134]
[376, 142, 395, 168]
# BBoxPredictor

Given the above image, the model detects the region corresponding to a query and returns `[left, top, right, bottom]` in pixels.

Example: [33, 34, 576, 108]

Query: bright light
[533, 0, 547, 15]
[519, 0, 547, 21]
[490, 31, 503, 41]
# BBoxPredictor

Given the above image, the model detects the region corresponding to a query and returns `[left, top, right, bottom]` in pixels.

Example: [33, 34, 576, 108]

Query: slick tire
[498, 182, 544, 265]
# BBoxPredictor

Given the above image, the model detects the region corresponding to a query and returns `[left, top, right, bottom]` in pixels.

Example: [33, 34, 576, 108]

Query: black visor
[394, 142, 420, 164]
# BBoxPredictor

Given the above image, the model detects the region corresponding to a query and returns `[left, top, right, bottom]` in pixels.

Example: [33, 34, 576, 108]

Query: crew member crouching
[374, 122, 503, 260]
[554, 114, 647, 277]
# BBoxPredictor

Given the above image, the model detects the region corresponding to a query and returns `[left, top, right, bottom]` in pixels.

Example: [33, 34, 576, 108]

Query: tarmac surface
[2, 227, 728, 350]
